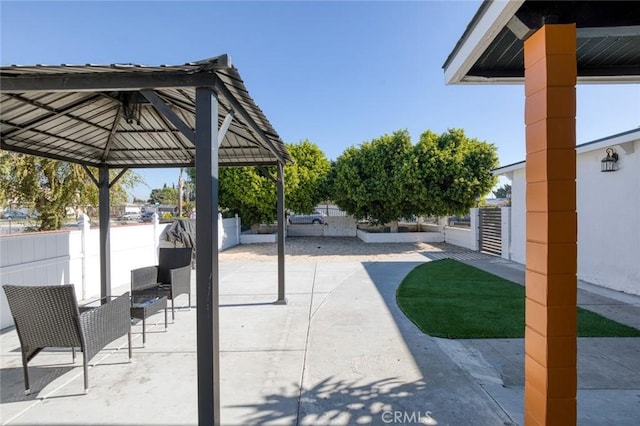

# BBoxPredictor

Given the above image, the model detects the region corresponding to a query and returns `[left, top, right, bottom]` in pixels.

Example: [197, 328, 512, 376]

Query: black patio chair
[2, 285, 132, 395]
[130, 247, 192, 321]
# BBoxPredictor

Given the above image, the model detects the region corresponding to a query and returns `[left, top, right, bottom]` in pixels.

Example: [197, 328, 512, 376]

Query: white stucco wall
[443, 227, 474, 249]
[510, 168, 527, 264]
[324, 216, 357, 237]
[357, 229, 444, 243]
[503, 140, 640, 295]
[576, 142, 640, 294]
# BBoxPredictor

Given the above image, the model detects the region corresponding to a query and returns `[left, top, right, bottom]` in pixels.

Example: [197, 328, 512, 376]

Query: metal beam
[140, 89, 196, 143]
[218, 111, 234, 145]
[148, 110, 193, 161]
[101, 105, 123, 161]
[257, 166, 277, 183]
[98, 165, 111, 299]
[275, 162, 287, 304]
[0, 70, 217, 93]
[213, 79, 286, 165]
[195, 87, 220, 426]
[82, 165, 99, 187]
[108, 168, 129, 189]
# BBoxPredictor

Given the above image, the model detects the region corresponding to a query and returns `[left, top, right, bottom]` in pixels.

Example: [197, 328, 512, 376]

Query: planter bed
[356, 229, 444, 243]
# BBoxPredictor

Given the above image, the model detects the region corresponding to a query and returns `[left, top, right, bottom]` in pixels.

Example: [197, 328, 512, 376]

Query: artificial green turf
[396, 258, 640, 339]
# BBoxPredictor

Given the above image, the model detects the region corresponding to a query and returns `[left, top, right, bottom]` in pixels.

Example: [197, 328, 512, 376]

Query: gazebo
[0, 54, 293, 425]
[444, 1, 640, 424]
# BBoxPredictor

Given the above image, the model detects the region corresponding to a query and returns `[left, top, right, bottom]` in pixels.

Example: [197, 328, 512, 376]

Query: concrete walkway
[433, 253, 640, 426]
[1, 247, 639, 425]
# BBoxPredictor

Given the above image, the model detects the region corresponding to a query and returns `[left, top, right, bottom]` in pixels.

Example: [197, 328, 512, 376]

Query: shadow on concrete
[0, 365, 76, 402]
[231, 376, 433, 425]
[359, 260, 517, 425]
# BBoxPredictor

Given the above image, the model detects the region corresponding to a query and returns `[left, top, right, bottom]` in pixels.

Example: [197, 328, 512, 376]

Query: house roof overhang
[443, 0, 640, 85]
[0, 54, 293, 168]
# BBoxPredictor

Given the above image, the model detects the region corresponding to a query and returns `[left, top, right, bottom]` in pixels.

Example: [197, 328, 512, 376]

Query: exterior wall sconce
[601, 148, 619, 172]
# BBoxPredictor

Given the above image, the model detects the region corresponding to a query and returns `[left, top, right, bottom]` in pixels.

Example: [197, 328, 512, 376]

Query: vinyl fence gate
[478, 207, 502, 256]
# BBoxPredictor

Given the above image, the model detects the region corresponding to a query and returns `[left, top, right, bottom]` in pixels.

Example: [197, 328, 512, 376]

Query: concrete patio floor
[1, 243, 639, 425]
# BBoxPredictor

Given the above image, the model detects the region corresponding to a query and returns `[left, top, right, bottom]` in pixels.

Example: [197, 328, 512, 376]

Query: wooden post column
[524, 24, 577, 425]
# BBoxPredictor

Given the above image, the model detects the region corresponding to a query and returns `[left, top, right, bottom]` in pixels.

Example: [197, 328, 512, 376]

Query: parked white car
[288, 211, 326, 225]
[118, 212, 141, 221]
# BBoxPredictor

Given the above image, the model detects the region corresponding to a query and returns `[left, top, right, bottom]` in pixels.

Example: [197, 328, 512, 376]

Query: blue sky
[2, 1, 639, 200]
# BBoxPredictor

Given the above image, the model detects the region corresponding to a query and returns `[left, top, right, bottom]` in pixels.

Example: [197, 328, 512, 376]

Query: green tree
[0, 152, 142, 231]
[219, 167, 278, 226]
[217, 139, 330, 227]
[332, 130, 415, 226]
[148, 184, 178, 205]
[0, 151, 13, 207]
[410, 128, 498, 216]
[332, 128, 498, 225]
[284, 139, 331, 213]
[493, 183, 511, 199]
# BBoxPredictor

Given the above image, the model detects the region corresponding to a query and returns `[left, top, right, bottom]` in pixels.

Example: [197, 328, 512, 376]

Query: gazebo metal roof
[0, 54, 290, 426]
[0, 55, 293, 167]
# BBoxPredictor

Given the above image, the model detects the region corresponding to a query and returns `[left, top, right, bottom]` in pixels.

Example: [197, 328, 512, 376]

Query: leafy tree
[0, 151, 12, 207]
[219, 167, 278, 226]
[217, 139, 330, 227]
[0, 152, 142, 231]
[493, 183, 511, 199]
[410, 128, 498, 217]
[148, 184, 178, 205]
[332, 130, 416, 226]
[332, 128, 498, 225]
[283, 139, 331, 213]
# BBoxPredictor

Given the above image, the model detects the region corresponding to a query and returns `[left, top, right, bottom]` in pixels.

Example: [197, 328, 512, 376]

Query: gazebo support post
[195, 86, 221, 426]
[98, 164, 111, 299]
[523, 24, 577, 426]
[275, 161, 287, 304]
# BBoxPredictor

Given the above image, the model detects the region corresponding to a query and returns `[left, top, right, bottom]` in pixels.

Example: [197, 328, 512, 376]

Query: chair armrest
[131, 266, 159, 292]
[169, 265, 191, 298]
[79, 292, 131, 362]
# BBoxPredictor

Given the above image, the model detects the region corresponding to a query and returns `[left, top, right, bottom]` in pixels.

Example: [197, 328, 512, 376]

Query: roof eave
[457, 75, 640, 85]
[493, 128, 640, 175]
[443, 0, 525, 85]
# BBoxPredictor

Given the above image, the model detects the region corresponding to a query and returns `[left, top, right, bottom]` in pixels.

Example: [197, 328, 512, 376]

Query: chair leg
[21, 353, 30, 395]
[188, 293, 191, 311]
[72, 347, 76, 362]
[171, 298, 175, 321]
[83, 352, 89, 394]
[142, 317, 146, 346]
[128, 332, 132, 359]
